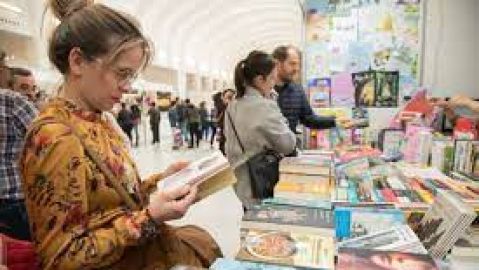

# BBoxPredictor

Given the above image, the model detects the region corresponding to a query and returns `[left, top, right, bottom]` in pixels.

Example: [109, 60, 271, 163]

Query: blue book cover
[334, 207, 406, 240]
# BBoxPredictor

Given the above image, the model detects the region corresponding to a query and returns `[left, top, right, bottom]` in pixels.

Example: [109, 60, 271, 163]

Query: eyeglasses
[93, 57, 138, 86]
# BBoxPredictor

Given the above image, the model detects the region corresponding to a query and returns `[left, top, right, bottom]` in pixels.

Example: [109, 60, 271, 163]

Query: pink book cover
[390, 89, 436, 128]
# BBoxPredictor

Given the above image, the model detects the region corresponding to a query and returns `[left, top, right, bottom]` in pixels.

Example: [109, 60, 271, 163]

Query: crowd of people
[1, 1, 479, 269]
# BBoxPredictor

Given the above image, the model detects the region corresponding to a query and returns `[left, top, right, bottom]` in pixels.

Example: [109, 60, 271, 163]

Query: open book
[157, 152, 236, 200]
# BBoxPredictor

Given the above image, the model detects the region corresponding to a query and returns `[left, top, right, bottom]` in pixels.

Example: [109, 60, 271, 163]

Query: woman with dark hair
[19, 0, 220, 269]
[224, 51, 296, 205]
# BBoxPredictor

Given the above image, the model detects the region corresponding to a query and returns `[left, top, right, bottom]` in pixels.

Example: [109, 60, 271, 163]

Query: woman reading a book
[19, 1, 221, 269]
[224, 51, 296, 205]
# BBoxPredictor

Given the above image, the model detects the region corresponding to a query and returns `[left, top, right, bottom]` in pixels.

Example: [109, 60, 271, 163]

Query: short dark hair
[272, 45, 300, 62]
[185, 98, 190, 104]
[222, 88, 235, 96]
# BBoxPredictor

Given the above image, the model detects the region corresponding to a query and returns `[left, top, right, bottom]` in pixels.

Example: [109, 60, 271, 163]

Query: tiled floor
[130, 115, 243, 258]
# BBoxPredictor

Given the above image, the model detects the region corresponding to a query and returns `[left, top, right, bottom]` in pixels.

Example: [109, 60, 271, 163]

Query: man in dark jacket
[148, 102, 161, 144]
[117, 102, 134, 143]
[273, 46, 341, 133]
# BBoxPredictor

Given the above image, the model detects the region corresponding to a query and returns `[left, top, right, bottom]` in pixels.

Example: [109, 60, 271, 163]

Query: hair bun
[49, 0, 93, 21]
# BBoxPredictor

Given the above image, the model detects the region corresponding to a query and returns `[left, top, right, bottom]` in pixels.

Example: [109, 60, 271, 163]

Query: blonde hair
[48, 0, 152, 74]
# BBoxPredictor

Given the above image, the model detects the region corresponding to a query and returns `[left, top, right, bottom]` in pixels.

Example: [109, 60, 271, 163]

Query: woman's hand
[147, 184, 198, 223]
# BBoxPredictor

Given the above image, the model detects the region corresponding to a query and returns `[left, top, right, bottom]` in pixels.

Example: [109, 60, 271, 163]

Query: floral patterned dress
[20, 98, 220, 270]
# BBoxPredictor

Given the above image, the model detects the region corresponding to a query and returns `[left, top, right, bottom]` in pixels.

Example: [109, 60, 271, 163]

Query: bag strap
[226, 109, 246, 154]
[25, 118, 140, 211]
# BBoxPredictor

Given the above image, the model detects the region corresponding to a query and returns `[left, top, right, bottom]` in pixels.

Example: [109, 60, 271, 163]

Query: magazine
[156, 152, 236, 200]
[415, 189, 477, 258]
[236, 228, 335, 269]
[308, 77, 331, 108]
[375, 71, 399, 107]
[337, 248, 438, 270]
[338, 225, 427, 255]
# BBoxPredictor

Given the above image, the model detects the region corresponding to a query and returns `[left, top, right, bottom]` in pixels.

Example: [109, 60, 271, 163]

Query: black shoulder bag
[226, 110, 282, 199]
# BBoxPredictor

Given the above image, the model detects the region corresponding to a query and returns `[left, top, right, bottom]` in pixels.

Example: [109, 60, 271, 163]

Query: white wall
[423, 0, 479, 98]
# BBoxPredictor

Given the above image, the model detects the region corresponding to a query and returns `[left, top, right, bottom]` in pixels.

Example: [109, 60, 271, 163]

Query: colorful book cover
[352, 107, 369, 128]
[375, 71, 399, 107]
[308, 77, 331, 108]
[331, 72, 355, 107]
[415, 190, 477, 258]
[335, 144, 382, 163]
[353, 71, 376, 107]
[236, 228, 335, 269]
[211, 258, 300, 270]
[337, 248, 438, 270]
[335, 207, 406, 240]
[242, 204, 334, 234]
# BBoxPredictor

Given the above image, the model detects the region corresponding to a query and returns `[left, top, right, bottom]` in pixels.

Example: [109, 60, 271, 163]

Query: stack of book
[274, 154, 334, 202]
[415, 189, 477, 259]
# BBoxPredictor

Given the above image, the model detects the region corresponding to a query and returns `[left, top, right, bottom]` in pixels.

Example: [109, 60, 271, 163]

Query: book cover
[279, 155, 332, 176]
[352, 107, 369, 128]
[337, 248, 438, 270]
[335, 145, 382, 163]
[331, 72, 355, 107]
[335, 207, 406, 240]
[242, 204, 334, 236]
[274, 177, 333, 201]
[211, 258, 301, 270]
[353, 71, 376, 107]
[415, 189, 477, 258]
[157, 152, 236, 200]
[338, 225, 427, 255]
[236, 228, 335, 269]
[261, 197, 332, 210]
[308, 77, 331, 108]
[375, 71, 399, 107]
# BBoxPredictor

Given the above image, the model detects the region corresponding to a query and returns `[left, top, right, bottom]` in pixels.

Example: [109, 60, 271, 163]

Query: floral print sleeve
[21, 120, 148, 270]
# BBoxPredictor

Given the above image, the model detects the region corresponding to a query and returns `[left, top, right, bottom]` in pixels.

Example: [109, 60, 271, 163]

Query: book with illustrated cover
[375, 71, 399, 107]
[308, 77, 331, 108]
[352, 107, 369, 128]
[453, 140, 479, 180]
[242, 204, 334, 236]
[338, 225, 427, 255]
[279, 155, 332, 176]
[353, 71, 376, 107]
[335, 207, 406, 240]
[415, 189, 477, 259]
[337, 248, 438, 270]
[236, 228, 335, 269]
[211, 258, 301, 270]
[157, 152, 236, 200]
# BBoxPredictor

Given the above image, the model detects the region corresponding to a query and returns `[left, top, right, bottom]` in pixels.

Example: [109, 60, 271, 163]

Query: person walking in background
[185, 99, 201, 148]
[130, 101, 141, 147]
[209, 107, 218, 148]
[148, 102, 161, 144]
[176, 99, 189, 143]
[199, 101, 209, 140]
[168, 100, 179, 128]
[224, 50, 296, 205]
[117, 102, 134, 144]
